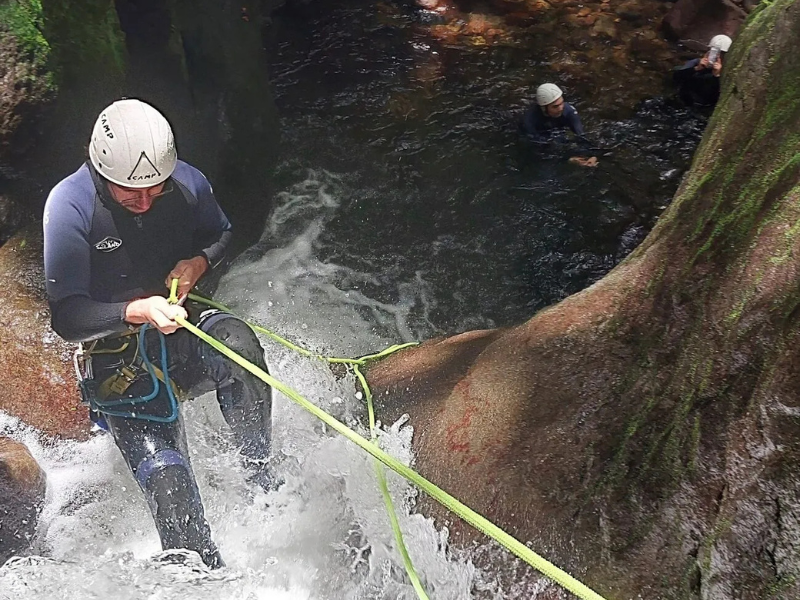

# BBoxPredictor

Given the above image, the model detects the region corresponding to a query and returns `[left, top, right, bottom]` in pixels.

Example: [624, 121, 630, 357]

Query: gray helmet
[89, 99, 177, 188]
[709, 34, 732, 52]
[536, 83, 563, 106]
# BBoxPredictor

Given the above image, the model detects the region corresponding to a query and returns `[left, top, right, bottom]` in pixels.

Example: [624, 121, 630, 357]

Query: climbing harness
[74, 325, 181, 423]
[177, 283, 608, 600]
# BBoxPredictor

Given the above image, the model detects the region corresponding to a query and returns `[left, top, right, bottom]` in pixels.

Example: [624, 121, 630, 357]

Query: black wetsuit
[520, 101, 585, 142]
[43, 161, 273, 568]
[673, 58, 721, 107]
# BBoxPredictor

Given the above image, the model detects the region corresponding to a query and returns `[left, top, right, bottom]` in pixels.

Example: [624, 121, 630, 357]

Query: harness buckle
[74, 344, 100, 407]
[73, 344, 93, 382]
[105, 366, 138, 395]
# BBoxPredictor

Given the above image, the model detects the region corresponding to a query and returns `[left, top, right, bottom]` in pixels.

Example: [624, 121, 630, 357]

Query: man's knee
[198, 312, 266, 367]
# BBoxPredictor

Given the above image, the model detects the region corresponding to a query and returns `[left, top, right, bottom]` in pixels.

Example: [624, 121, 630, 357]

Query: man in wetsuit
[673, 34, 732, 108]
[520, 83, 598, 167]
[43, 98, 274, 569]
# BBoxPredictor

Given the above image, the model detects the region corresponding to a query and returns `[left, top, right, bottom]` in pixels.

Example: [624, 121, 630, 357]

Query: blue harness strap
[90, 325, 179, 423]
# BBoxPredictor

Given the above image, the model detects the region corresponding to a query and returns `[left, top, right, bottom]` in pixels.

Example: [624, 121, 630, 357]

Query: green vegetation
[0, 0, 54, 91]
[0, 0, 49, 67]
[39, 0, 126, 83]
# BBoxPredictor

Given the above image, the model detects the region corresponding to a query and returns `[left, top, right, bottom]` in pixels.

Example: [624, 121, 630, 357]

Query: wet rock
[0, 436, 46, 564]
[0, 19, 55, 163]
[629, 33, 671, 59]
[0, 192, 25, 246]
[463, 13, 504, 35]
[0, 227, 88, 440]
[525, 0, 553, 11]
[662, 0, 746, 43]
[614, 0, 644, 22]
[591, 14, 618, 39]
[505, 10, 539, 26]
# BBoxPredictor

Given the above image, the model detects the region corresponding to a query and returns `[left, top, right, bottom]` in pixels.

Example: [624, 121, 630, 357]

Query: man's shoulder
[523, 103, 546, 127]
[525, 102, 543, 117]
[172, 160, 211, 192]
[46, 164, 94, 209]
[44, 164, 95, 233]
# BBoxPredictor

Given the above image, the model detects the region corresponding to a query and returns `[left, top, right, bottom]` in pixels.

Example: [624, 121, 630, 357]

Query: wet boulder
[0, 228, 89, 440]
[0, 436, 46, 564]
[662, 0, 747, 43]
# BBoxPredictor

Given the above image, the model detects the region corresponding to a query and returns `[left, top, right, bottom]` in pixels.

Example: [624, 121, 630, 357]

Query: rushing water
[2, 0, 705, 597]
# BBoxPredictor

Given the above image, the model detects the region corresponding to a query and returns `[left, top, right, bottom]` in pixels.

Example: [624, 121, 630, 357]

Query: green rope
[353, 363, 429, 599]
[181, 291, 608, 600]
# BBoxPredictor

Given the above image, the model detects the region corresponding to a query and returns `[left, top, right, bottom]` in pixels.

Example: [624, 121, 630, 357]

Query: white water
[0, 169, 526, 600]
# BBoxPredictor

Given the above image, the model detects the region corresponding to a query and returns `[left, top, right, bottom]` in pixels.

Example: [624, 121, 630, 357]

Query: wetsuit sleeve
[192, 172, 232, 269]
[673, 58, 701, 73]
[565, 105, 585, 137]
[43, 180, 131, 342]
[50, 295, 130, 343]
[673, 59, 704, 84]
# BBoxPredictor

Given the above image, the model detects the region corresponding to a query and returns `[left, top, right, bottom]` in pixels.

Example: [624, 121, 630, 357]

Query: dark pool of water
[261, 0, 705, 337]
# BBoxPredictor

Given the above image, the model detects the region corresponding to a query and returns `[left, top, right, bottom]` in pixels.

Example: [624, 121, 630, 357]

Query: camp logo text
[127, 151, 162, 183]
[100, 113, 114, 139]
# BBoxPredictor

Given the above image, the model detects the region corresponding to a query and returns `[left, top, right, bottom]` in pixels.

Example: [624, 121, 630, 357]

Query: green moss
[39, 0, 126, 83]
[688, 414, 700, 474]
[698, 518, 733, 573]
[644, 261, 667, 298]
[587, 393, 658, 497]
[689, 130, 800, 268]
[0, 0, 50, 68]
[765, 575, 798, 598]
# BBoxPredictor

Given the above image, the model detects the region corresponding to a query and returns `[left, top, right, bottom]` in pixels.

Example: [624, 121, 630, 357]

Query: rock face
[368, 1, 800, 598]
[662, 0, 749, 44]
[0, 228, 88, 440]
[0, 4, 55, 162]
[0, 436, 46, 564]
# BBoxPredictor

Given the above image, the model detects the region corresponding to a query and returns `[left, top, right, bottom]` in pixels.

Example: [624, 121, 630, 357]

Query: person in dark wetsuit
[673, 34, 732, 108]
[520, 83, 598, 167]
[43, 99, 275, 569]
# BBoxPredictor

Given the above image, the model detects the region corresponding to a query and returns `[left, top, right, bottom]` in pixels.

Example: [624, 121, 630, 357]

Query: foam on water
[221, 169, 437, 354]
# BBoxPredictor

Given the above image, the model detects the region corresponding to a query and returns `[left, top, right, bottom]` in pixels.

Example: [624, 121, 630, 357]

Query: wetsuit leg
[104, 408, 224, 569]
[194, 312, 274, 488]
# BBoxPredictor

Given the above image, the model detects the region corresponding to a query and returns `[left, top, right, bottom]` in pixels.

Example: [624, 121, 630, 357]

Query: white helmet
[536, 83, 563, 106]
[709, 34, 732, 52]
[89, 99, 177, 188]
